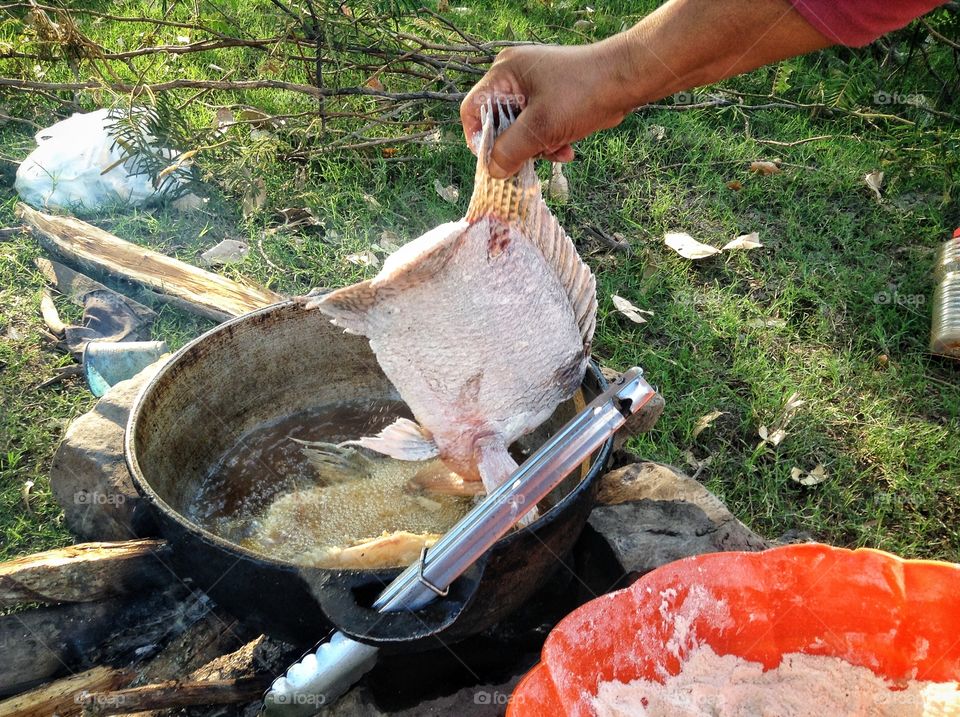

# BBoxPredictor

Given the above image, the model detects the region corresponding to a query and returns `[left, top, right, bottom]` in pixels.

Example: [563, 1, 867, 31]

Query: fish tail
[466, 98, 539, 225]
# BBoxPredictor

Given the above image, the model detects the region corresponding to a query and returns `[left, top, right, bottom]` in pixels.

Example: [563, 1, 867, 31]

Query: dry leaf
[864, 171, 884, 201]
[275, 206, 322, 231]
[767, 427, 787, 446]
[214, 107, 234, 129]
[548, 162, 569, 203]
[791, 463, 828, 486]
[726, 180, 742, 191]
[200, 239, 249, 267]
[434, 179, 459, 204]
[379, 230, 402, 252]
[437, 0, 449, 11]
[573, 19, 595, 31]
[664, 232, 721, 260]
[236, 108, 275, 127]
[692, 410, 725, 439]
[346, 250, 380, 268]
[366, 75, 385, 92]
[611, 294, 653, 324]
[362, 193, 382, 209]
[683, 450, 714, 472]
[783, 392, 806, 418]
[722, 232, 763, 251]
[750, 161, 781, 175]
[758, 425, 768, 441]
[647, 125, 666, 143]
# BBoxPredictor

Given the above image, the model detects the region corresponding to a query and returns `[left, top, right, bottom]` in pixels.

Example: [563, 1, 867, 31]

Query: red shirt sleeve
[789, 0, 949, 46]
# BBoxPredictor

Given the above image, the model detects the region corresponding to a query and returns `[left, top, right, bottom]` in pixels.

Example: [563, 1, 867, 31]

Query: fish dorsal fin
[315, 221, 468, 333]
[465, 99, 596, 349]
[376, 220, 468, 292]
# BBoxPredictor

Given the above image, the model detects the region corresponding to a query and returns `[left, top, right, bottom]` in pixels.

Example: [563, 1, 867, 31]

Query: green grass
[0, 1, 958, 562]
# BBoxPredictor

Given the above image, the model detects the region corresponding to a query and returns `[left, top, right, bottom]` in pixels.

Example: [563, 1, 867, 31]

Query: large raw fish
[309, 100, 596, 524]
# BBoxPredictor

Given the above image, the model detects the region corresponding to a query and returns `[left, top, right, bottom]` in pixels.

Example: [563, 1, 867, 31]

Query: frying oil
[185, 400, 473, 566]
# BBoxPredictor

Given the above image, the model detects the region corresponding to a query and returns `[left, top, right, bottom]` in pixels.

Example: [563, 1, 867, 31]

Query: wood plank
[18, 204, 282, 320]
[0, 539, 171, 609]
[0, 666, 132, 717]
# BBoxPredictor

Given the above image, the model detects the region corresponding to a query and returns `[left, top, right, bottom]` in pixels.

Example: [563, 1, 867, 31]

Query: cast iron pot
[125, 300, 612, 650]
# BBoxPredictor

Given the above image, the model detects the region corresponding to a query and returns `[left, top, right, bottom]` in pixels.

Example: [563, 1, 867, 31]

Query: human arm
[460, 0, 945, 178]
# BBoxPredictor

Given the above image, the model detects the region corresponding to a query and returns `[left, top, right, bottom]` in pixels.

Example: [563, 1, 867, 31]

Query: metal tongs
[263, 367, 656, 715]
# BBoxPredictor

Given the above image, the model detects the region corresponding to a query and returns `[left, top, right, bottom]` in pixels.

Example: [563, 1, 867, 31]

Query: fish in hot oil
[307, 99, 597, 525]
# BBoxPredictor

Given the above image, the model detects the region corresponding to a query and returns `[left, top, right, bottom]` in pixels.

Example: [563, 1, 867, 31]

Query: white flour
[592, 643, 960, 717]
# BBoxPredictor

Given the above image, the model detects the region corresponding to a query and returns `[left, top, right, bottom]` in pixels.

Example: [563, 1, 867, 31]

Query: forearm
[595, 0, 833, 110]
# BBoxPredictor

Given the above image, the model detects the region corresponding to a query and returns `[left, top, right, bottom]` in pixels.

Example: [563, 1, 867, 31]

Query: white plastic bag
[15, 108, 187, 211]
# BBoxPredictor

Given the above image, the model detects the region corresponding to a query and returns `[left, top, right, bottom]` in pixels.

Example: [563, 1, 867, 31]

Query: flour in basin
[592, 643, 960, 716]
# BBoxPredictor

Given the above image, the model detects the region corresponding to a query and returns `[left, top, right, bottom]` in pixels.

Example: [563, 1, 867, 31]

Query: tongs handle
[263, 368, 656, 715]
[377, 366, 655, 612]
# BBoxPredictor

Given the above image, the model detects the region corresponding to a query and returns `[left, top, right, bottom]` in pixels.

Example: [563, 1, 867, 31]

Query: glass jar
[931, 231, 960, 359]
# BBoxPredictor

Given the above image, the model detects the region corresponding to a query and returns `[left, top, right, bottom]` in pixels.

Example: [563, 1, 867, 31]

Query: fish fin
[466, 99, 597, 349]
[475, 436, 539, 528]
[314, 280, 381, 335]
[343, 417, 440, 461]
[377, 222, 466, 293]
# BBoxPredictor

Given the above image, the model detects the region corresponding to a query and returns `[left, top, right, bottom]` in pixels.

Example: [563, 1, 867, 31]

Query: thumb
[488, 106, 550, 179]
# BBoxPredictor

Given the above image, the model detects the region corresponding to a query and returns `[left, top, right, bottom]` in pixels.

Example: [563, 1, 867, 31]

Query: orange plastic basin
[508, 543, 960, 717]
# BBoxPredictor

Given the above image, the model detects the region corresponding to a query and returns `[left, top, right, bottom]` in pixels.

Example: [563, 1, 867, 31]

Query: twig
[33, 365, 83, 390]
[755, 135, 833, 147]
[582, 225, 631, 254]
[923, 19, 960, 51]
[0, 77, 464, 102]
[257, 233, 283, 274]
[0, 112, 40, 129]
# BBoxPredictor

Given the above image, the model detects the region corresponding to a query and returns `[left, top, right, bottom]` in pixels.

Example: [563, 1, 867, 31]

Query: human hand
[460, 42, 634, 179]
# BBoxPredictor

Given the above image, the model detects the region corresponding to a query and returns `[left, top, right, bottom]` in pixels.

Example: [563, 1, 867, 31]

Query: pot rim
[124, 299, 612, 573]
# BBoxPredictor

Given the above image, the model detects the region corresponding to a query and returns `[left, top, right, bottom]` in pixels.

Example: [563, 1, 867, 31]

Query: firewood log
[0, 666, 132, 717]
[0, 540, 171, 609]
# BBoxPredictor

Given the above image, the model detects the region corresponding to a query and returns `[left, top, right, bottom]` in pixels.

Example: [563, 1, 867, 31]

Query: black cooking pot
[125, 301, 612, 650]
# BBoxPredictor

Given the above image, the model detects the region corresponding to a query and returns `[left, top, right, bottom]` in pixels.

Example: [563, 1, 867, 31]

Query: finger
[460, 91, 484, 153]
[542, 145, 575, 163]
[488, 107, 551, 179]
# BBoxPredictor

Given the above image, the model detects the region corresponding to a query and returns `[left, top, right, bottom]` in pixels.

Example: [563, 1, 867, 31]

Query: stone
[50, 356, 169, 541]
[589, 462, 771, 577]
